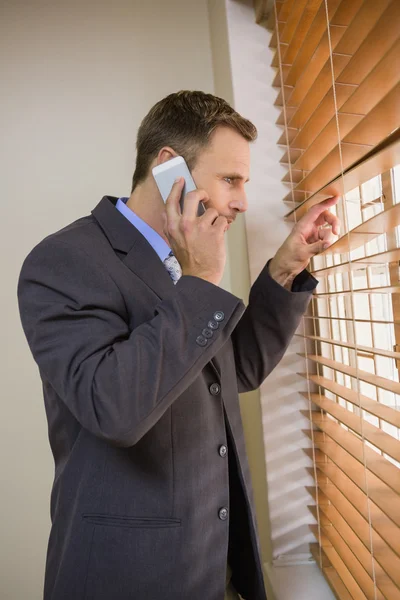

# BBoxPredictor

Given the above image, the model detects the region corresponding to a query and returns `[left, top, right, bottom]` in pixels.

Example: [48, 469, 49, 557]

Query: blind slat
[308, 499, 400, 598]
[280, 147, 303, 165]
[314, 285, 400, 297]
[277, 0, 295, 23]
[286, 7, 399, 135]
[310, 520, 387, 599]
[304, 426, 400, 528]
[287, 50, 350, 109]
[312, 248, 400, 278]
[287, 37, 400, 149]
[293, 88, 400, 172]
[276, 105, 296, 125]
[273, 85, 294, 107]
[334, 0, 392, 56]
[341, 38, 400, 115]
[269, 29, 277, 48]
[290, 83, 356, 143]
[329, 0, 366, 26]
[298, 371, 400, 428]
[299, 333, 400, 362]
[286, 27, 347, 106]
[281, 0, 324, 64]
[310, 525, 368, 600]
[337, 2, 400, 86]
[303, 315, 400, 326]
[308, 479, 400, 587]
[278, 126, 297, 145]
[284, 0, 343, 87]
[279, 0, 309, 44]
[292, 141, 373, 195]
[304, 392, 400, 462]
[272, 64, 291, 88]
[302, 420, 400, 508]
[293, 113, 363, 171]
[300, 353, 400, 395]
[311, 544, 354, 600]
[343, 84, 400, 146]
[285, 130, 400, 218]
[305, 448, 400, 556]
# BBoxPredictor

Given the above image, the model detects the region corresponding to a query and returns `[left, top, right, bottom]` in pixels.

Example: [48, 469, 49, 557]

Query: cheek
[207, 183, 229, 211]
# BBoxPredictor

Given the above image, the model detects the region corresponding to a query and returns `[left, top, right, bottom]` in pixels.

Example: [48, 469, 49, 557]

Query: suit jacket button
[218, 507, 228, 520]
[202, 328, 213, 339]
[196, 335, 208, 347]
[219, 445, 227, 458]
[209, 383, 221, 396]
[213, 311, 225, 322]
[208, 320, 219, 330]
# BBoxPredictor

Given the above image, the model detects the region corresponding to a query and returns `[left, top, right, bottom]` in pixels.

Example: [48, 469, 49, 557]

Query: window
[266, 0, 400, 596]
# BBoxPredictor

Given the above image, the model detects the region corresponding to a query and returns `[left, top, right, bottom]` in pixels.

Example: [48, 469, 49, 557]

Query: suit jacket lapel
[92, 195, 222, 379]
[92, 196, 174, 300]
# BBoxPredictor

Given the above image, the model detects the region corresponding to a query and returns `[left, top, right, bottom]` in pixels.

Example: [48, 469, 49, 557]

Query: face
[190, 126, 250, 229]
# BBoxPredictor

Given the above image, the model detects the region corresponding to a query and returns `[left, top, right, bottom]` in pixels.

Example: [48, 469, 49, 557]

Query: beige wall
[0, 2, 215, 598]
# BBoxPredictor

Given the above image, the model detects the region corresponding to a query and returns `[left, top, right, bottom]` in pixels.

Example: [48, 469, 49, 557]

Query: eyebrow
[218, 172, 250, 183]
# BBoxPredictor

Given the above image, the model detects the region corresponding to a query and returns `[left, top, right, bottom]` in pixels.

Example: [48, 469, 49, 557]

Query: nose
[229, 192, 248, 214]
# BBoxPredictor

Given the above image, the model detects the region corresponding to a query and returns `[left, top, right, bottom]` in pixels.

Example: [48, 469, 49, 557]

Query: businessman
[18, 91, 339, 600]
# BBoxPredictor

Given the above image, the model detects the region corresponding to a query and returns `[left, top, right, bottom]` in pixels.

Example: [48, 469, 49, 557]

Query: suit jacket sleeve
[231, 260, 318, 394]
[17, 238, 246, 447]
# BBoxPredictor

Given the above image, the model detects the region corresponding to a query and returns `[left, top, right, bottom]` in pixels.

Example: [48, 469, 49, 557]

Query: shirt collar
[116, 197, 171, 262]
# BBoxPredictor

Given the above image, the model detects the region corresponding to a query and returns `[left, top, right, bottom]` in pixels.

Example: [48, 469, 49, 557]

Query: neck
[126, 178, 170, 246]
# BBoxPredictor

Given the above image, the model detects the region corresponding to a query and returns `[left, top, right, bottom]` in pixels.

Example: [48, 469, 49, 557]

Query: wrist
[268, 257, 297, 290]
[182, 269, 220, 286]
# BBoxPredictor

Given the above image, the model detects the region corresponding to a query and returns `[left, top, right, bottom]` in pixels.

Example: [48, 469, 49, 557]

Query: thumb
[309, 239, 330, 255]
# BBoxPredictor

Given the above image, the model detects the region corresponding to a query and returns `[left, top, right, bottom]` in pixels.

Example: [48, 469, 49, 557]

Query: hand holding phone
[153, 157, 228, 286]
[152, 156, 205, 217]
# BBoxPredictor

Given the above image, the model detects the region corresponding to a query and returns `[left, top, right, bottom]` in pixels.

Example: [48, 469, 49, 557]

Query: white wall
[224, 0, 315, 558]
[0, 2, 215, 598]
[208, 4, 275, 599]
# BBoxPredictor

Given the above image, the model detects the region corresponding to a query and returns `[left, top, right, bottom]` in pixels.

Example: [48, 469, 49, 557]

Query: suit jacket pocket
[83, 515, 183, 600]
[82, 513, 181, 529]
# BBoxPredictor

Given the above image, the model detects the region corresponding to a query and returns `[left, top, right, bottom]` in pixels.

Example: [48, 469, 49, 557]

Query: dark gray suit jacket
[17, 196, 316, 600]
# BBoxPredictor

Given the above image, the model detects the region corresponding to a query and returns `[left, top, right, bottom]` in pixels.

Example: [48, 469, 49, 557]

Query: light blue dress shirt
[116, 197, 171, 262]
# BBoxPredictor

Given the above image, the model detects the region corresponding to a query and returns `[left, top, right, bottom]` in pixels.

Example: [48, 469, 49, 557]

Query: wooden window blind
[254, 0, 400, 598]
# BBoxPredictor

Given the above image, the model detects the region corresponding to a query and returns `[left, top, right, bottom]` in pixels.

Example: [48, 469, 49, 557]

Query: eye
[224, 177, 233, 184]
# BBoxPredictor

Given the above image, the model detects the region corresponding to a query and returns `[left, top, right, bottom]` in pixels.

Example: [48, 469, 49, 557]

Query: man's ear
[156, 147, 178, 165]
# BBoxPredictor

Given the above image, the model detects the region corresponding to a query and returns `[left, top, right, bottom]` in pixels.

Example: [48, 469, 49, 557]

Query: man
[18, 91, 339, 600]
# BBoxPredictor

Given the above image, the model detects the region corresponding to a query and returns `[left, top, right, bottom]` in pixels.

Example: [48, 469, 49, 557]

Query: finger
[309, 238, 330, 255]
[200, 207, 220, 225]
[309, 227, 336, 255]
[213, 215, 229, 233]
[182, 189, 210, 221]
[321, 210, 340, 236]
[299, 196, 339, 229]
[318, 226, 336, 246]
[165, 177, 185, 222]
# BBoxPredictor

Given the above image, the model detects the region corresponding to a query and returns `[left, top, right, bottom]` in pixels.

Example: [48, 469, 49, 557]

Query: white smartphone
[152, 156, 205, 216]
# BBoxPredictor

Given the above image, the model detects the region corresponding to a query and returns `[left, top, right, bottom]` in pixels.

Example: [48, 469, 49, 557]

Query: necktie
[163, 250, 182, 284]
